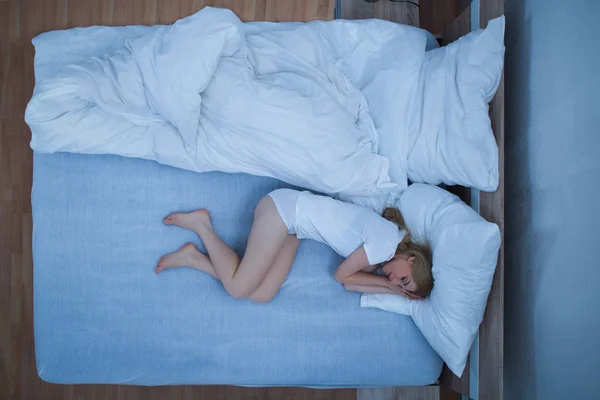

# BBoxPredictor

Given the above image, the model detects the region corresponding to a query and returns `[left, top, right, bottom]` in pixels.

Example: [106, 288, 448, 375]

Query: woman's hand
[387, 282, 425, 301]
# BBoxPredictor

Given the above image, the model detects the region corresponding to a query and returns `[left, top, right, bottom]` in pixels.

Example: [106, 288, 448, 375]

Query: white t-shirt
[294, 192, 406, 265]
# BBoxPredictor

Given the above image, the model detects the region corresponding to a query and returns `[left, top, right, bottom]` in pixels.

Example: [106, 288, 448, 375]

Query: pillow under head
[360, 183, 501, 377]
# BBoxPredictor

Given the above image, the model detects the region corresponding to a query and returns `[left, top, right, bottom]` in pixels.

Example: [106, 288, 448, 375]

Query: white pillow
[360, 184, 501, 377]
[406, 16, 505, 191]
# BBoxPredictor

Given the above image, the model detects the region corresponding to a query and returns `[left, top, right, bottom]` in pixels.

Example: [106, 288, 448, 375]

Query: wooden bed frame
[342, 2, 504, 399]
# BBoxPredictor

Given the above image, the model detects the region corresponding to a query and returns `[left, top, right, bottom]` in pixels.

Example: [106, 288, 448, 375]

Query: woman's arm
[361, 264, 379, 273]
[343, 283, 395, 294]
[333, 246, 391, 287]
[344, 282, 424, 300]
[334, 248, 424, 300]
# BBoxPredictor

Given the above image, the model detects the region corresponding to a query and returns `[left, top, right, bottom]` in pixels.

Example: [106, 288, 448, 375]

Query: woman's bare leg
[156, 243, 217, 276]
[162, 196, 289, 299]
[156, 235, 299, 303]
[246, 235, 299, 303]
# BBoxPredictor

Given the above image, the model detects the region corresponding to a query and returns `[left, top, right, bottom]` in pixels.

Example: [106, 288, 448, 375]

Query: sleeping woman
[156, 189, 433, 303]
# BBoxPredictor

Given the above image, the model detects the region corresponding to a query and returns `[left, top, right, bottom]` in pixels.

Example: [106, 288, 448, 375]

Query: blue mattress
[32, 152, 442, 386]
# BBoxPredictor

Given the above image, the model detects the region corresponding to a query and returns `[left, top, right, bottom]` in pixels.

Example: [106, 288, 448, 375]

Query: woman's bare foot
[163, 209, 211, 232]
[156, 243, 207, 274]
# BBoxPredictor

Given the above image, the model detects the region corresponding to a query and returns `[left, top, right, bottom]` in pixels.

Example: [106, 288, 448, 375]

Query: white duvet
[26, 7, 504, 196]
[26, 7, 430, 196]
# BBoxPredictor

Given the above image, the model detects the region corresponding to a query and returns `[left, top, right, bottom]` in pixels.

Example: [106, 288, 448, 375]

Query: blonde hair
[382, 207, 434, 297]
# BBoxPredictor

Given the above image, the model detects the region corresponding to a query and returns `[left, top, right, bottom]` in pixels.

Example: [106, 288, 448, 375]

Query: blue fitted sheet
[32, 152, 442, 386]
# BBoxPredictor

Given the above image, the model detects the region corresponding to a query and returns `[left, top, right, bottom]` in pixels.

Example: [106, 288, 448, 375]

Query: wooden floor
[0, 1, 462, 399]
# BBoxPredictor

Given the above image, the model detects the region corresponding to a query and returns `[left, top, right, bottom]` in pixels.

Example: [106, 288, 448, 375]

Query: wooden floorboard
[358, 387, 439, 400]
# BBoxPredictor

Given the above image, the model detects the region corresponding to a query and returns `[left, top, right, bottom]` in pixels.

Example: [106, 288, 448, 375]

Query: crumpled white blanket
[25, 7, 430, 196]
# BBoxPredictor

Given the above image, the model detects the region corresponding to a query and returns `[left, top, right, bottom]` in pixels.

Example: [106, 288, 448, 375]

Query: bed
[32, 151, 443, 386]
[30, 0, 504, 398]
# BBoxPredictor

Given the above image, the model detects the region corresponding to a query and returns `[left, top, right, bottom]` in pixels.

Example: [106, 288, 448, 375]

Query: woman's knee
[248, 290, 276, 304]
[226, 282, 251, 299]
[228, 288, 246, 299]
[229, 284, 274, 302]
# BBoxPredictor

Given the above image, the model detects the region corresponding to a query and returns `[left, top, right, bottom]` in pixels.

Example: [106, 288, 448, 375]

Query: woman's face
[382, 254, 417, 292]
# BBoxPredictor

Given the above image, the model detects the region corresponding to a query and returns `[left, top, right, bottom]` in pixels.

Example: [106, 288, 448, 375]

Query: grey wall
[504, 1, 600, 399]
